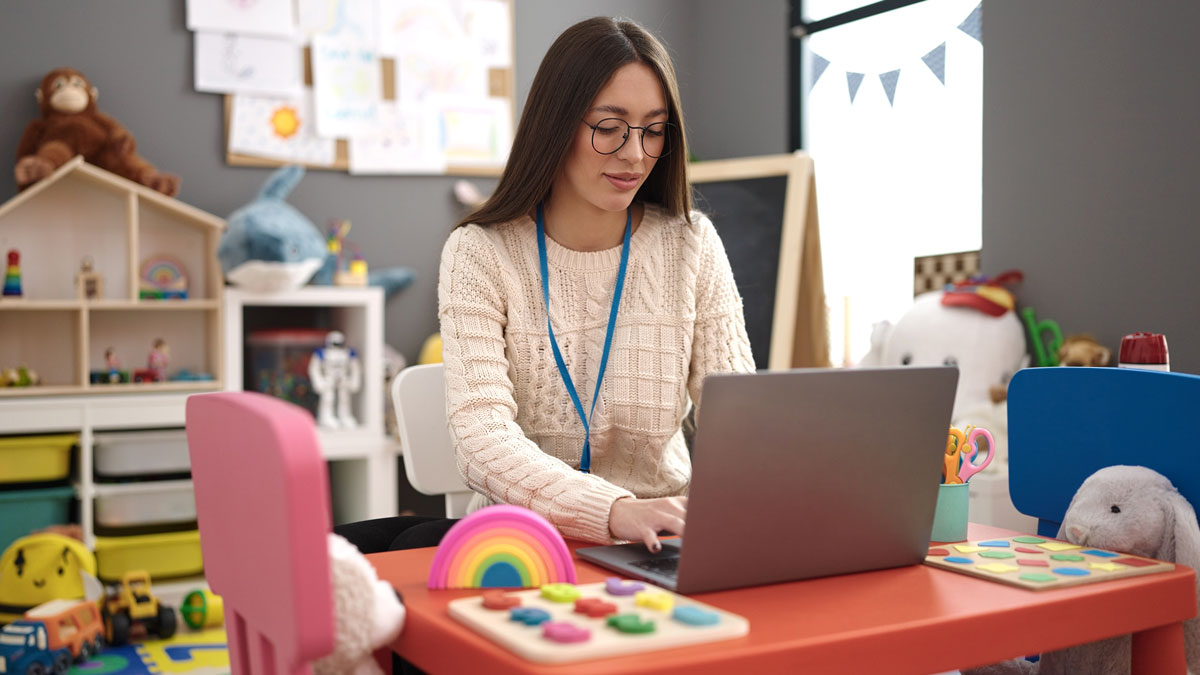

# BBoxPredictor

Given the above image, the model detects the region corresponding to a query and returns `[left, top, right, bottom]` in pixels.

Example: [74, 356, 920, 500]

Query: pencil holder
[931, 482, 969, 542]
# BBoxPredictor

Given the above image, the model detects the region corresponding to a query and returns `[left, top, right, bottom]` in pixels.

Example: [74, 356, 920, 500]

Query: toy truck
[23, 598, 105, 662]
[0, 620, 71, 675]
[101, 570, 176, 645]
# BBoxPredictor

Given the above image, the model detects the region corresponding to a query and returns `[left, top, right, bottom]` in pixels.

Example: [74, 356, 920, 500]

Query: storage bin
[246, 328, 327, 416]
[93, 429, 190, 478]
[94, 481, 196, 528]
[0, 485, 75, 551]
[0, 434, 76, 483]
[93, 530, 203, 582]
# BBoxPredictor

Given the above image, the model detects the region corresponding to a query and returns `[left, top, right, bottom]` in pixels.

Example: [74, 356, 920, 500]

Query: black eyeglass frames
[582, 118, 676, 158]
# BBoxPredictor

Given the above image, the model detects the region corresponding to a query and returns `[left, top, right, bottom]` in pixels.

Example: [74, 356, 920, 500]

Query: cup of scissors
[931, 425, 995, 542]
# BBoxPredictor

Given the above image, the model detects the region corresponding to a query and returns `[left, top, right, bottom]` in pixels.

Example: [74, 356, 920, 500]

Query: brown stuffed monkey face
[34, 69, 98, 115]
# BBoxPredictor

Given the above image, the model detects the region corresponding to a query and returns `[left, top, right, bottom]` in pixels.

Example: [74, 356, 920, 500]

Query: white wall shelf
[223, 286, 398, 523]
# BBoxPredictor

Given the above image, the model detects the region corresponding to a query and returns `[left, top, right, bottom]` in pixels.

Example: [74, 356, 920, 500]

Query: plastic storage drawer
[0, 434, 76, 483]
[93, 530, 203, 582]
[0, 485, 75, 551]
[93, 429, 190, 477]
[93, 481, 196, 528]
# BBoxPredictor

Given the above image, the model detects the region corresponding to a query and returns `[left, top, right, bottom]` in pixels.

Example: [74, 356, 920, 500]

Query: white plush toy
[965, 466, 1200, 675]
[314, 533, 407, 675]
[860, 279, 1028, 466]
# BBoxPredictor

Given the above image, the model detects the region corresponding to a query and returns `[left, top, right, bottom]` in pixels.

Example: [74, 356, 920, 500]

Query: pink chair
[186, 391, 336, 675]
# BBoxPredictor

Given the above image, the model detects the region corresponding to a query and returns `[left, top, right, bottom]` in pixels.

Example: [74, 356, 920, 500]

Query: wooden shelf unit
[0, 157, 224, 395]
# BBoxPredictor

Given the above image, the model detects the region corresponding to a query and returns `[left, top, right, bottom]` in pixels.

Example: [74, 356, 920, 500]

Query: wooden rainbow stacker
[925, 535, 1175, 590]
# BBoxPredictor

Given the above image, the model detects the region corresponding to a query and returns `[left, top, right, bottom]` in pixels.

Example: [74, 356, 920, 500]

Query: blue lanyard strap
[536, 202, 632, 474]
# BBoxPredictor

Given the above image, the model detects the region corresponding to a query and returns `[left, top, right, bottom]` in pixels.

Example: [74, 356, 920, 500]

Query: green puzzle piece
[607, 613, 656, 634]
[979, 550, 1015, 559]
[1050, 554, 1085, 562]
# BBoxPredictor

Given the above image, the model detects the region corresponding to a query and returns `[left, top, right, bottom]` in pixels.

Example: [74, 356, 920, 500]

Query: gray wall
[982, 1, 1200, 373]
[0, 1, 788, 361]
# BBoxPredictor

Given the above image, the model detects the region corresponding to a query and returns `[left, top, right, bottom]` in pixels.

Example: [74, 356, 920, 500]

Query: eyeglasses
[582, 118, 677, 158]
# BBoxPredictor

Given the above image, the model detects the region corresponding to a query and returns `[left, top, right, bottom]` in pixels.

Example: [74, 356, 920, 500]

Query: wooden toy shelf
[0, 157, 224, 396]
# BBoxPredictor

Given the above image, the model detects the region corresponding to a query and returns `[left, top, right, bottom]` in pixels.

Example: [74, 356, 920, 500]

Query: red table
[370, 523, 1195, 674]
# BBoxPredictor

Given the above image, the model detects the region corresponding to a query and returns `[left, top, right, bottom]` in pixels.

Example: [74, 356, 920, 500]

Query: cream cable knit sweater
[438, 203, 755, 543]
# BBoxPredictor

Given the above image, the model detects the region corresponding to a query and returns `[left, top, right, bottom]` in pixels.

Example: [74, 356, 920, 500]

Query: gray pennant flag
[811, 53, 831, 90]
[923, 42, 947, 84]
[879, 70, 901, 106]
[958, 3, 981, 42]
[847, 72, 865, 102]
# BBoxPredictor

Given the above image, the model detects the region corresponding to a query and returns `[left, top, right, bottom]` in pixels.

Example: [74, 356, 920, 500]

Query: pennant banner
[810, 3, 980, 106]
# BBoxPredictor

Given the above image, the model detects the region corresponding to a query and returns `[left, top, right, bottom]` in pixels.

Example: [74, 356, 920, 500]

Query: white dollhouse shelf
[0, 156, 225, 396]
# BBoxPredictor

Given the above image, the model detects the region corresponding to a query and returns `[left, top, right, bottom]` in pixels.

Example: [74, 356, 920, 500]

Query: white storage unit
[223, 286, 399, 523]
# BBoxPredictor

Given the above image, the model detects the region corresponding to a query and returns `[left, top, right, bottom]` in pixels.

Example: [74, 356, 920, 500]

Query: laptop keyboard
[630, 555, 680, 578]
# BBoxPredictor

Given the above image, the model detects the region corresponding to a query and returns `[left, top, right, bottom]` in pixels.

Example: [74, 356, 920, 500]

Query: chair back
[392, 364, 473, 517]
[186, 391, 335, 675]
[1008, 366, 1200, 537]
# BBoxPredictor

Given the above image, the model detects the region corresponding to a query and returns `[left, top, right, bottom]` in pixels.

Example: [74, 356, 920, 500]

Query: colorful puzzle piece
[1083, 549, 1119, 558]
[604, 577, 644, 596]
[1016, 559, 1049, 567]
[574, 597, 618, 618]
[1051, 554, 1085, 562]
[1038, 541, 1082, 552]
[944, 556, 974, 564]
[541, 583, 582, 603]
[608, 613, 656, 634]
[1090, 562, 1126, 572]
[543, 621, 591, 644]
[978, 540, 1010, 547]
[673, 606, 720, 626]
[927, 548, 950, 556]
[1012, 536, 1045, 544]
[635, 590, 674, 612]
[1020, 573, 1057, 583]
[511, 607, 552, 626]
[954, 544, 986, 553]
[1014, 547, 1044, 554]
[482, 589, 522, 610]
[1053, 567, 1090, 576]
[979, 550, 1015, 559]
[978, 563, 1020, 574]
[1113, 557, 1158, 567]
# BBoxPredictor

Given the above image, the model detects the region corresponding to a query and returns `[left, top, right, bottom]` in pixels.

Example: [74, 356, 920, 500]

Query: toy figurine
[104, 348, 121, 383]
[76, 255, 103, 300]
[3, 249, 21, 297]
[308, 330, 361, 429]
[147, 339, 169, 382]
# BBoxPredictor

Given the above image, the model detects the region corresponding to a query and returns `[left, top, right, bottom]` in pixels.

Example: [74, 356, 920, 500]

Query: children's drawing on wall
[348, 102, 445, 174]
[193, 32, 303, 96]
[186, 0, 296, 38]
[311, 0, 381, 138]
[229, 90, 336, 164]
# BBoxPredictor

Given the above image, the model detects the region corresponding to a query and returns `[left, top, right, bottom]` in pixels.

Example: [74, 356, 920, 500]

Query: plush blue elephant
[218, 165, 414, 297]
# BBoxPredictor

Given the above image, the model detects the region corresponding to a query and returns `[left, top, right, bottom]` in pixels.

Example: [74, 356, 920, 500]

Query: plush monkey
[1057, 333, 1112, 367]
[15, 68, 180, 196]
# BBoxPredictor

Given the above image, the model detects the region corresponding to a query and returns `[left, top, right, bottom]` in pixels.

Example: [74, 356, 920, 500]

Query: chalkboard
[689, 153, 828, 370]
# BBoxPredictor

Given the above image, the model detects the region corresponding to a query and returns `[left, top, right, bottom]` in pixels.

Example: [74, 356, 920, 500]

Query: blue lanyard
[536, 202, 632, 474]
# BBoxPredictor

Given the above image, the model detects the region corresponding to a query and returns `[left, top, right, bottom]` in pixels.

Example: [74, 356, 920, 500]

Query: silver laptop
[577, 366, 958, 594]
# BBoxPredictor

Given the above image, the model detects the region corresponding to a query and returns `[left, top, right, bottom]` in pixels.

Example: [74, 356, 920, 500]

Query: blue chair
[1008, 366, 1200, 537]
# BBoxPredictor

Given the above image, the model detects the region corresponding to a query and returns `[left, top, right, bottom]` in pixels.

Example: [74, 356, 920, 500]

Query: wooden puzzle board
[924, 535, 1175, 590]
[447, 580, 749, 664]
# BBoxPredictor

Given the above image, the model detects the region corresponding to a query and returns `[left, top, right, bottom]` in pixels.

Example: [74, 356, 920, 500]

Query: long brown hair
[456, 17, 691, 228]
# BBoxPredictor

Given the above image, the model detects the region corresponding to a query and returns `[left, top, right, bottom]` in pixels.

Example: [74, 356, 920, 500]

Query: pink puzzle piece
[543, 621, 591, 644]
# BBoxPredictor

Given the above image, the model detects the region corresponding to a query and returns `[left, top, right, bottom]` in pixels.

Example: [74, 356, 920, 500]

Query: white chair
[391, 363, 474, 517]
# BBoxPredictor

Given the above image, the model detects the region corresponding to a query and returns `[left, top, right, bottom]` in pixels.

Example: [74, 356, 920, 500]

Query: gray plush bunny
[964, 465, 1200, 675]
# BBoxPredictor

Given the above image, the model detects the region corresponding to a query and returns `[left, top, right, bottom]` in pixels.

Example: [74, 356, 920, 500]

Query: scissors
[944, 425, 995, 484]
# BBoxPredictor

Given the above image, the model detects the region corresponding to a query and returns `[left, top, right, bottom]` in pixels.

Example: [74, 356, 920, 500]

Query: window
[798, 0, 982, 364]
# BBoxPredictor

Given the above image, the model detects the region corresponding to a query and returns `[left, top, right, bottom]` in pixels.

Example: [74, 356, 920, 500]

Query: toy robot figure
[309, 331, 361, 429]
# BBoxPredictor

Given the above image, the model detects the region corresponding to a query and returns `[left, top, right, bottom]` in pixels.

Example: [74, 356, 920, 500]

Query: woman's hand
[608, 496, 687, 552]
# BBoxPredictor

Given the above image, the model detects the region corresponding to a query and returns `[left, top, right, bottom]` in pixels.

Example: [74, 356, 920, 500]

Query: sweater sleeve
[438, 226, 634, 543]
[686, 217, 757, 416]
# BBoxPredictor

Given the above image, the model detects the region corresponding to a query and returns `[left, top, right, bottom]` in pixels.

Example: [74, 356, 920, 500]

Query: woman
[338, 16, 754, 555]
[441, 15, 754, 552]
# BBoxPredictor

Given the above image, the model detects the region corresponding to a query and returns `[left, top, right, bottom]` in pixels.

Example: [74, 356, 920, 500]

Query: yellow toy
[0, 533, 97, 623]
[418, 333, 443, 365]
[101, 569, 176, 644]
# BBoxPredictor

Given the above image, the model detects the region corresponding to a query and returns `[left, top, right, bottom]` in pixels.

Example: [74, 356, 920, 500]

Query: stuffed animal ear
[1163, 491, 1200, 572]
[1095, 345, 1112, 366]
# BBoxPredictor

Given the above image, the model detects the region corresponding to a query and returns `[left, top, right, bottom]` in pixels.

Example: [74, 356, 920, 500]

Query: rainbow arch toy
[428, 505, 577, 589]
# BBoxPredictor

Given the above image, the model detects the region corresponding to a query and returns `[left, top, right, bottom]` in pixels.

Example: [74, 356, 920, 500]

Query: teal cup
[931, 482, 969, 542]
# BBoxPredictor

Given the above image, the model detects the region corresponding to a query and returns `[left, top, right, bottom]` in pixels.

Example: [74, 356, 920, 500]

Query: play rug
[69, 628, 229, 675]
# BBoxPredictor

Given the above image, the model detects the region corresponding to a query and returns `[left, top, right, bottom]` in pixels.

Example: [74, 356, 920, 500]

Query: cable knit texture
[438, 203, 755, 543]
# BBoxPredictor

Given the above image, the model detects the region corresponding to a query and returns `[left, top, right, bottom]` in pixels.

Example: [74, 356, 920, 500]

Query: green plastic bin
[0, 485, 75, 552]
